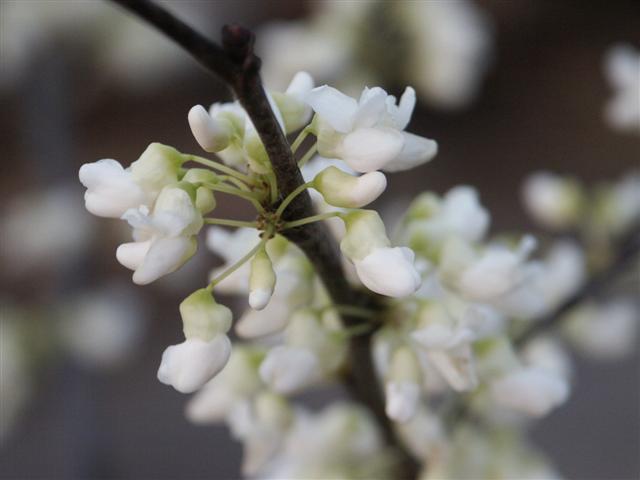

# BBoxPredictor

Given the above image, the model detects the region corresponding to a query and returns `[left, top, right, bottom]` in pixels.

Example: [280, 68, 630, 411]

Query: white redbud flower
[564, 300, 638, 360]
[157, 335, 232, 394]
[340, 210, 421, 297]
[449, 235, 537, 301]
[79, 143, 183, 218]
[188, 104, 232, 152]
[521, 171, 584, 230]
[272, 71, 315, 133]
[603, 44, 640, 133]
[117, 186, 202, 285]
[306, 85, 437, 172]
[312, 166, 387, 208]
[259, 345, 321, 394]
[249, 248, 277, 310]
[384, 346, 422, 423]
[490, 367, 569, 417]
[180, 289, 232, 340]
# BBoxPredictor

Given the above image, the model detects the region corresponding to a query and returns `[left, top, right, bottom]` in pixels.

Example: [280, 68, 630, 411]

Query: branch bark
[110, 0, 418, 476]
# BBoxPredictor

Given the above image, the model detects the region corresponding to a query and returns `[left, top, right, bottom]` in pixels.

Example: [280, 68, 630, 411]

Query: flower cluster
[78, 70, 638, 478]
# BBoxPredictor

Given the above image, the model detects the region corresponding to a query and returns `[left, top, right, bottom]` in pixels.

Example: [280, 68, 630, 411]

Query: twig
[108, 1, 418, 476]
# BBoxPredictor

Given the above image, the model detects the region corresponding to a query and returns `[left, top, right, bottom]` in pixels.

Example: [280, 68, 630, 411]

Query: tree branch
[109, 0, 418, 476]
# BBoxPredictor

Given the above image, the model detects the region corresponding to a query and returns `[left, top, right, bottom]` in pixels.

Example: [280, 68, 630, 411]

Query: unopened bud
[180, 289, 232, 340]
[313, 166, 387, 208]
[249, 248, 276, 310]
[195, 186, 216, 214]
[188, 105, 232, 152]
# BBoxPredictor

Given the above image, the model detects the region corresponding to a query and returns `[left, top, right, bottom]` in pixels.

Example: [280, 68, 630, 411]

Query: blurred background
[1, 1, 638, 479]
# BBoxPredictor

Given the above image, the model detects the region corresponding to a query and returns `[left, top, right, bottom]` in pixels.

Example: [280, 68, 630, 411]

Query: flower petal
[383, 132, 437, 172]
[132, 236, 196, 285]
[305, 85, 358, 133]
[339, 127, 404, 173]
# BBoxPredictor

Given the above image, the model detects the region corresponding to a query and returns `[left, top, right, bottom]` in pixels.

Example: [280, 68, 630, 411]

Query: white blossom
[564, 300, 638, 360]
[490, 367, 569, 417]
[79, 143, 183, 218]
[306, 85, 437, 172]
[259, 346, 321, 394]
[157, 335, 231, 394]
[522, 171, 584, 230]
[355, 246, 421, 298]
[312, 166, 387, 208]
[117, 186, 202, 285]
[604, 44, 640, 133]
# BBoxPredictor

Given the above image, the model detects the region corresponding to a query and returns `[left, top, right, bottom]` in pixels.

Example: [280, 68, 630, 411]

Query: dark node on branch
[222, 24, 259, 72]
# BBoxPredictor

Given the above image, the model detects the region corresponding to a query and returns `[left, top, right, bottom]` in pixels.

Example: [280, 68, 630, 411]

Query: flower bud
[313, 166, 387, 208]
[385, 346, 422, 423]
[254, 392, 293, 431]
[249, 248, 276, 310]
[130, 143, 183, 194]
[522, 172, 584, 230]
[180, 289, 232, 341]
[354, 246, 421, 298]
[259, 345, 321, 394]
[490, 367, 569, 417]
[182, 168, 219, 185]
[195, 186, 216, 214]
[340, 210, 390, 261]
[157, 335, 231, 393]
[188, 105, 232, 152]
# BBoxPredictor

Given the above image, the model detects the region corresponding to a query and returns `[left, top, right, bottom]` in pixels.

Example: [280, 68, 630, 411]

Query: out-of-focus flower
[1, 185, 93, 275]
[58, 285, 147, 370]
[564, 300, 638, 360]
[258, 0, 493, 110]
[521, 171, 585, 230]
[604, 44, 640, 133]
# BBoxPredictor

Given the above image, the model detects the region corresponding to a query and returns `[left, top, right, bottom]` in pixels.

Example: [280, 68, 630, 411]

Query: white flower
[117, 186, 202, 285]
[604, 44, 640, 133]
[355, 247, 421, 298]
[490, 367, 569, 417]
[312, 166, 387, 208]
[404, 186, 489, 255]
[340, 210, 421, 297]
[259, 346, 321, 394]
[185, 346, 264, 424]
[58, 285, 147, 370]
[450, 236, 537, 301]
[410, 303, 479, 392]
[306, 85, 437, 172]
[522, 171, 583, 229]
[2, 185, 93, 275]
[272, 71, 315, 133]
[249, 248, 277, 310]
[385, 382, 420, 424]
[157, 334, 232, 394]
[564, 300, 638, 360]
[79, 143, 183, 218]
[402, 0, 492, 109]
[188, 104, 233, 153]
[79, 159, 149, 218]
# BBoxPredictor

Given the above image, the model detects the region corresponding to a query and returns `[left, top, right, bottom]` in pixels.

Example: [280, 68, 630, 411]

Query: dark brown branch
[109, 0, 418, 476]
[515, 224, 640, 347]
